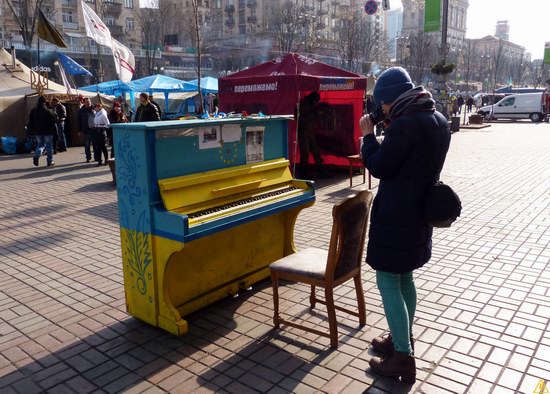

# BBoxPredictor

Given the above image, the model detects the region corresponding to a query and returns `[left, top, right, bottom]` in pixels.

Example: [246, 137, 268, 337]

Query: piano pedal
[238, 281, 252, 291]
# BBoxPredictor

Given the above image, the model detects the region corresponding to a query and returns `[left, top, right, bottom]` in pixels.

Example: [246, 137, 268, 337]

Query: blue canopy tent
[79, 80, 135, 96]
[131, 74, 197, 113]
[188, 77, 218, 93]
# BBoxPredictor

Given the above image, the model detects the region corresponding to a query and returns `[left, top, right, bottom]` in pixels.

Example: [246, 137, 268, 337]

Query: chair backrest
[326, 190, 373, 281]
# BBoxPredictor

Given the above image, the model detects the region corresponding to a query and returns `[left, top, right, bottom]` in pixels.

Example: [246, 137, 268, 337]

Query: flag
[424, 0, 441, 32]
[37, 8, 68, 48]
[58, 52, 92, 76]
[544, 42, 550, 65]
[81, 1, 112, 48]
[56, 61, 74, 94]
[112, 39, 135, 82]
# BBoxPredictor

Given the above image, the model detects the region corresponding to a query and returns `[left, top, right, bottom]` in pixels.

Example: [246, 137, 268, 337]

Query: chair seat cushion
[269, 248, 328, 280]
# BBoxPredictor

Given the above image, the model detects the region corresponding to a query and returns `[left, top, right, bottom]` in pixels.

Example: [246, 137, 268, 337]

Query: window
[106, 16, 115, 26]
[164, 34, 178, 45]
[499, 98, 515, 107]
[62, 11, 73, 23]
[124, 0, 133, 8]
[126, 18, 134, 30]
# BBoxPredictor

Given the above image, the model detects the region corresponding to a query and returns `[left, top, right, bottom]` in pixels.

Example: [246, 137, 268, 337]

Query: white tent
[0, 48, 98, 144]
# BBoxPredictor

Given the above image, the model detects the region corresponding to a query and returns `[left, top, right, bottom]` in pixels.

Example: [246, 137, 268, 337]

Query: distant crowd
[26, 92, 161, 167]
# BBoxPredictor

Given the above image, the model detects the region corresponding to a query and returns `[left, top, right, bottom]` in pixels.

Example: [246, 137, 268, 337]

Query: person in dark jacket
[135, 93, 160, 122]
[27, 96, 58, 167]
[148, 94, 162, 119]
[78, 97, 96, 163]
[359, 67, 450, 383]
[52, 97, 67, 152]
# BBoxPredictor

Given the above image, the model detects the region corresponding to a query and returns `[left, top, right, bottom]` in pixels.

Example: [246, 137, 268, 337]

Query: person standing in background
[93, 103, 110, 166]
[78, 97, 96, 163]
[148, 94, 162, 120]
[108, 102, 128, 158]
[135, 93, 160, 122]
[52, 97, 67, 152]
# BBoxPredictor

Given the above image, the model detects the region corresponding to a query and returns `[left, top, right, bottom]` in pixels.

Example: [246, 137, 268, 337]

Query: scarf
[389, 86, 436, 120]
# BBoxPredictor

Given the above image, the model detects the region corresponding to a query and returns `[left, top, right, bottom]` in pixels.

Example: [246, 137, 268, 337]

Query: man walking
[52, 97, 67, 152]
[27, 96, 58, 167]
[78, 97, 96, 163]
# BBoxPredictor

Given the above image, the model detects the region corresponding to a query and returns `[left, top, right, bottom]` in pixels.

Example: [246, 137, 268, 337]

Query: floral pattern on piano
[125, 212, 152, 297]
[117, 132, 144, 210]
[116, 131, 153, 300]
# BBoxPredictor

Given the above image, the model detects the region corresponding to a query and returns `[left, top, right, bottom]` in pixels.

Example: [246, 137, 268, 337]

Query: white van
[478, 92, 545, 122]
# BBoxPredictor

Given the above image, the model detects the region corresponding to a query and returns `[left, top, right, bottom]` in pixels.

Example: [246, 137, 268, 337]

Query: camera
[368, 105, 387, 125]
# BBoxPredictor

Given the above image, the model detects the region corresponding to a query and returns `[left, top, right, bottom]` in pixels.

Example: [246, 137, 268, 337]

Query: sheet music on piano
[111, 115, 315, 335]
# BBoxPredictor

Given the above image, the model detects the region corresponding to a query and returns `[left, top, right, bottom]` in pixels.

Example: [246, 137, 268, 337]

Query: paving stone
[1, 123, 550, 392]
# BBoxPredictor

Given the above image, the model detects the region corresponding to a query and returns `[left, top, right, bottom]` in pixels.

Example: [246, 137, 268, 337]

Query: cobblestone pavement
[0, 121, 549, 393]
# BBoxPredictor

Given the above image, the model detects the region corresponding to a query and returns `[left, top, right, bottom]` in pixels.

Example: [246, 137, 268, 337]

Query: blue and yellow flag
[424, 0, 441, 32]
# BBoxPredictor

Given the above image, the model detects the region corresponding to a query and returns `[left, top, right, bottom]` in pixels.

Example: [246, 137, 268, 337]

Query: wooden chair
[269, 189, 373, 349]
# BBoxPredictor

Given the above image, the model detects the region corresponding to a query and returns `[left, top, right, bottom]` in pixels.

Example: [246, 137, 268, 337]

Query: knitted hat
[373, 67, 414, 105]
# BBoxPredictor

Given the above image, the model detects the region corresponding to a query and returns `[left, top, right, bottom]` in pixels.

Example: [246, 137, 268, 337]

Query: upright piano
[111, 116, 315, 335]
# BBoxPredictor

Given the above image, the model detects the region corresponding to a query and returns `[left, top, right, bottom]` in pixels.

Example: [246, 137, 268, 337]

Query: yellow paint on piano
[158, 158, 293, 212]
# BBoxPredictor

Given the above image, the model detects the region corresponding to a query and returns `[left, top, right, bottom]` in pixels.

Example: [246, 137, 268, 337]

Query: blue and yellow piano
[111, 116, 315, 335]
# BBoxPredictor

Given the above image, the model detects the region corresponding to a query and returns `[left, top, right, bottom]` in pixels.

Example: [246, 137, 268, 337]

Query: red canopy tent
[219, 53, 367, 168]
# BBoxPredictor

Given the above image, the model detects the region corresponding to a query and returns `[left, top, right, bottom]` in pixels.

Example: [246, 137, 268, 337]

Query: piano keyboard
[187, 186, 302, 223]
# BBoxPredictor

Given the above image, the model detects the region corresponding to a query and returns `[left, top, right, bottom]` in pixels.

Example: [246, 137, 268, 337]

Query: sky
[391, 0, 549, 59]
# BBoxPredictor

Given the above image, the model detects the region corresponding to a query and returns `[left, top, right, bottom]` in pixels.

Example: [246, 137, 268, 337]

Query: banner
[112, 39, 135, 83]
[544, 42, 550, 65]
[37, 8, 68, 48]
[81, 1, 112, 48]
[58, 52, 92, 76]
[424, 0, 441, 32]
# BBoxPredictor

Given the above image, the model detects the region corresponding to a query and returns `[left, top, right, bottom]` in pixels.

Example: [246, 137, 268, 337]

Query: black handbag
[420, 119, 462, 228]
[425, 181, 462, 228]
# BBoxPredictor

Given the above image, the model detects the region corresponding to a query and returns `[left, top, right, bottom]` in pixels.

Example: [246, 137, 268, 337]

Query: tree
[135, 0, 171, 75]
[268, 1, 303, 55]
[408, 31, 436, 84]
[4, 0, 47, 48]
[183, 0, 214, 113]
[461, 39, 474, 91]
[337, 9, 371, 73]
[489, 39, 506, 97]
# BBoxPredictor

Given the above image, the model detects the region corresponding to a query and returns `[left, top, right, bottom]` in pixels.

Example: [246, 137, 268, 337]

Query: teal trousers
[376, 270, 417, 355]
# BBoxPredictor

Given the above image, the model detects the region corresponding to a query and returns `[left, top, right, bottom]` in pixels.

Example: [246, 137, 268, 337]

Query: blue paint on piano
[111, 115, 315, 335]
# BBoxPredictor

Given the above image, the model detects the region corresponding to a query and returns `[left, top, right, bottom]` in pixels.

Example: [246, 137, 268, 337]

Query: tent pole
[293, 91, 301, 177]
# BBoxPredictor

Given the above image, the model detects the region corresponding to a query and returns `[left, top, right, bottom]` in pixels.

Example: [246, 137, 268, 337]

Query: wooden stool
[347, 155, 371, 189]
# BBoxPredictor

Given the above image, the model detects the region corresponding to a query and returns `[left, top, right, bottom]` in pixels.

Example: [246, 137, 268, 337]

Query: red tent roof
[219, 53, 366, 93]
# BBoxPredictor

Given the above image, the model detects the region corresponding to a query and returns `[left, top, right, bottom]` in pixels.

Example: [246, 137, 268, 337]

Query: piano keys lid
[158, 158, 294, 213]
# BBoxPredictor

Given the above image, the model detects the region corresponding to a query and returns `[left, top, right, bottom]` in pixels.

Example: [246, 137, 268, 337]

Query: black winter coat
[135, 102, 160, 122]
[361, 110, 450, 273]
[27, 104, 57, 135]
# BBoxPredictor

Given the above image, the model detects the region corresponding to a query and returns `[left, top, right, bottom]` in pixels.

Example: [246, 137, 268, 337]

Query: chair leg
[325, 287, 338, 349]
[310, 285, 316, 309]
[270, 271, 280, 328]
[354, 274, 366, 326]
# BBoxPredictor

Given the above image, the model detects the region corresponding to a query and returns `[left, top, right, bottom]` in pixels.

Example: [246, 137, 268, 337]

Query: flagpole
[37, 37, 41, 69]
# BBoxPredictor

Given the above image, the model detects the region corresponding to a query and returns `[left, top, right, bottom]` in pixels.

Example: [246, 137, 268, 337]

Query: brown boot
[372, 333, 415, 354]
[369, 351, 416, 384]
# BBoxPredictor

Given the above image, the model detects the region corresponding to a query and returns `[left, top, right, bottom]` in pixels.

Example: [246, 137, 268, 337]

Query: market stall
[219, 53, 367, 168]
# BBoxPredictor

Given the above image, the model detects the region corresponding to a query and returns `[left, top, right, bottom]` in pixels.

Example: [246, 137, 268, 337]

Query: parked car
[477, 92, 546, 122]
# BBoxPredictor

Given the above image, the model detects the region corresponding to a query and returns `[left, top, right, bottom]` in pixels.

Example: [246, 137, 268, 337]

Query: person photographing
[359, 67, 451, 383]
